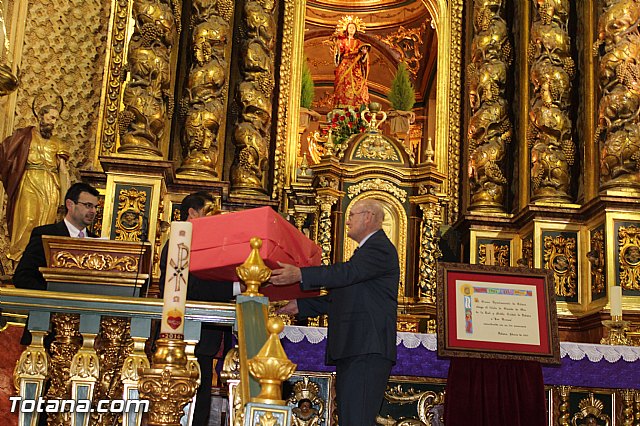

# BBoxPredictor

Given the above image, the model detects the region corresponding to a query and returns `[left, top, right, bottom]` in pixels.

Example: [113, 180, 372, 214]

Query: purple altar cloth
[280, 327, 640, 389]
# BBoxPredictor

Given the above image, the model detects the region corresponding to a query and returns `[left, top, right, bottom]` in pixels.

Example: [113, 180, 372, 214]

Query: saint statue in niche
[328, 15, 371, 108]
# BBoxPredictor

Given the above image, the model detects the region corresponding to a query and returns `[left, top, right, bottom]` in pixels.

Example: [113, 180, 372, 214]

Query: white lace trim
[281, 326, 640, 363]
[281, 325, 327, 344]
[560, 342, 640, 363]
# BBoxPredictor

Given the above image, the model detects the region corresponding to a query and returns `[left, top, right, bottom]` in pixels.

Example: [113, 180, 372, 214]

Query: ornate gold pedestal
[139, 338, 198, 426]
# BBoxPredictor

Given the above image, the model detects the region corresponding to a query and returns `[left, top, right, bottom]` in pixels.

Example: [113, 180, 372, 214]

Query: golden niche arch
[343, 191, 408, 299]
[286, 0, 463, 223]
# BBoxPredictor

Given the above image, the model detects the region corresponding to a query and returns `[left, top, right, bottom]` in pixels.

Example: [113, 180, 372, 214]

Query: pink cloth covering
[190, 206, 322, 300]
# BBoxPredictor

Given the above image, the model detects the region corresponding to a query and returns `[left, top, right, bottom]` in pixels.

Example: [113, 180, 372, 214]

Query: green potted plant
[299, 59, 320, 129]
[387, 62, 416, 138]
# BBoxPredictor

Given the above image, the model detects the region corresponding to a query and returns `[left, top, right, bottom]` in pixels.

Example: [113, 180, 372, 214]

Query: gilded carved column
[46, 313, 82, 426]
[176, 0, 233, 178]
[620, 389, 634, 426]
[556, 385, 571, 426]
[467, 0, 512, 212]
[118, 0, 179, 157]
[91, 316, 133, 426]
[413, 186, 442, 303]
[595, 0, 640, 192]
[528, 0, 575, 203]
[316, 185, 340, 266]
[230, 0, 276, 195]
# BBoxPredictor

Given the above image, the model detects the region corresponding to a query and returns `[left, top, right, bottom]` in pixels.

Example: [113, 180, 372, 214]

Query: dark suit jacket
[13, 220, 96, 345]
[13, 221, 96, 290]
[159, 243, 235, 357]
[298, 229, 400, 364]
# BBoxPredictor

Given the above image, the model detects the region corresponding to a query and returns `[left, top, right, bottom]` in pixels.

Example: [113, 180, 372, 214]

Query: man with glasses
[271, 198, 399, 426]
[13, 182, 99, 290]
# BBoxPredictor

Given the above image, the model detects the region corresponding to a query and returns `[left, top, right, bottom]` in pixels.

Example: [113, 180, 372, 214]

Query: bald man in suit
[271, 199, 399, 426]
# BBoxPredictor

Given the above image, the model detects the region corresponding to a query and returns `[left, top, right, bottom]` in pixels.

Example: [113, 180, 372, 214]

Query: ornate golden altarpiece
[0, 0, 638, 346]
[2, 0, 640, 423]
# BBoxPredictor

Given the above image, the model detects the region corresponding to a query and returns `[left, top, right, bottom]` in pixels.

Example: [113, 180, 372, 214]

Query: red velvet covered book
[190, 206, 322, 300]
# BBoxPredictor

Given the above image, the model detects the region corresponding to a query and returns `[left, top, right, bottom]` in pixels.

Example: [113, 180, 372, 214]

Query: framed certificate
[436, 262, 560, 364]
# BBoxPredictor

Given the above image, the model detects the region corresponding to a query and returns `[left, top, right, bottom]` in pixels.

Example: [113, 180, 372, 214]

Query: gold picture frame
[436, 262, 560, 364]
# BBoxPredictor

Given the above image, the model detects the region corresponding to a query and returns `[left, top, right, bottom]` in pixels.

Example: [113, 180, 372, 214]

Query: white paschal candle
[610, 285, 623, 318]
[160, 221, 193, 337]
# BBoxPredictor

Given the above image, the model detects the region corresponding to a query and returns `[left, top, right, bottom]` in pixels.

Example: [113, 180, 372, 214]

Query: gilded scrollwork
[69, 342, 100, 381]
[595, 0, 640, 190]
[528, 0, 575, 202]
[588, 229, 606, 296]
[287, 377, 325, 426]
[230, 0, 276, 194]
[140, 367, 198, 425]
[115, 187, 147, 241]
[354, 137, 400, 162]
[375, 23, 428, 79]
[618, 225, 640, 290]
[478, 242, 509, 267]
[177, 1, 233, 178]
[51, 252, 139, 272]
[118, 0, 179, 157]
[467, 0, 512, 211]
[543, 234, 577, 297]
[13, 331, 49, 393]
[347, 179, 407, 203]
[318, 176, 339, 190]
[378, 384, 445, 426]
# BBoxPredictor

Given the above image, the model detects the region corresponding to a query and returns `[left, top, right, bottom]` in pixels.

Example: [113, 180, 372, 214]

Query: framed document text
[437, 263, 560, 364]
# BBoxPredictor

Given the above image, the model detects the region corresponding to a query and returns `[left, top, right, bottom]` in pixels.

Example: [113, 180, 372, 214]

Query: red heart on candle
[167, 315, 182, 330]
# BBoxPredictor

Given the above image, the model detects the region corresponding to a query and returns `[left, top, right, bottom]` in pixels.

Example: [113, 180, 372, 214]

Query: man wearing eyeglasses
[13, 182, 99, 290]
[271, 198, 400, 426]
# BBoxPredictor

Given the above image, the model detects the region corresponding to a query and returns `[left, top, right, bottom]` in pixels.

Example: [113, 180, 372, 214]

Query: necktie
[78, 230, 85, 238]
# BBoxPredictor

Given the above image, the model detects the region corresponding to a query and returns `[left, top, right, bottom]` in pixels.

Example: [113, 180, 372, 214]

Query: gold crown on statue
[31, 89, 64, 118]
[336, 15, 366, 34]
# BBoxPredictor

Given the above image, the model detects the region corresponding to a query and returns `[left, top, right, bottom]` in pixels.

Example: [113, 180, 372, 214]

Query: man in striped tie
[13, 182, 99, 290]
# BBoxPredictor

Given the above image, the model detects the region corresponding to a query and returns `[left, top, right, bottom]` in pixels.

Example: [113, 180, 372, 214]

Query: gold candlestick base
[600, 317, 631, 346]
[139, 338, 198, 426]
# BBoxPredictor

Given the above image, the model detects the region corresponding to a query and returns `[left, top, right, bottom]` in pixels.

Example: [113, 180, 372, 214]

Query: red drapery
[444, 357, 547, 426]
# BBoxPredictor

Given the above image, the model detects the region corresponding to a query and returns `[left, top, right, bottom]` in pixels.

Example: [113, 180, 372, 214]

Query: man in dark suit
[271, 198, 400, 426]
[13, 182, 100, 290]
[159, 191, 242, 425]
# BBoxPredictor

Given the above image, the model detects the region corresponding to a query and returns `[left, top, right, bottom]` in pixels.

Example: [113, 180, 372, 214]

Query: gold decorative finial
[336, 15, 366, 34]
[425, 137, 435, 164]
[247, 316, 297, 405]
[237, 237, 272, 296]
